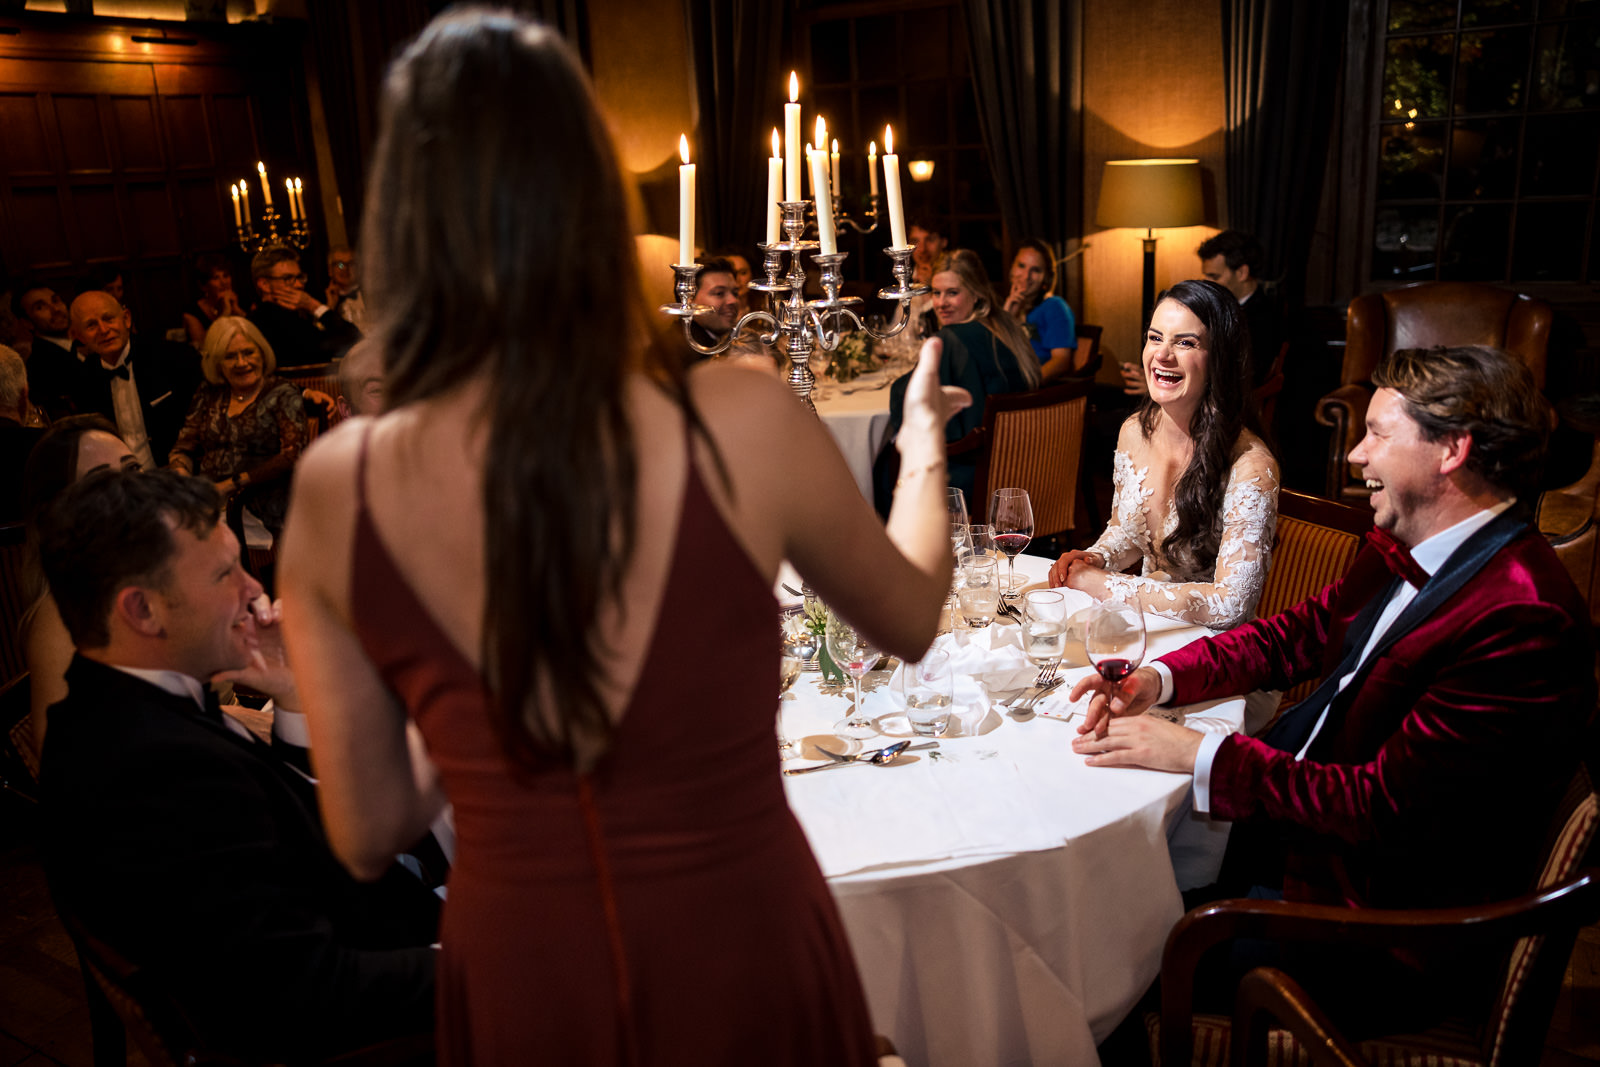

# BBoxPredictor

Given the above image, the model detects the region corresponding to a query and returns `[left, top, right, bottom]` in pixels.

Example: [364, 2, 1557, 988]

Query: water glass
[897, 648, 954, 737]
[1021, 590, 1068, 667]
[958, 555, 1000, 628]
[966, 523, 996, 560]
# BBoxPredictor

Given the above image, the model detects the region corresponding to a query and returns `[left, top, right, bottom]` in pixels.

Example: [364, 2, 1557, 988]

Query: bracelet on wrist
[894, 458, 945, 490]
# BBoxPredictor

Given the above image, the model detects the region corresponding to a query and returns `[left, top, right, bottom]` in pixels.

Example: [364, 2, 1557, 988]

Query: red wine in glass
[1094, 658, 1138, 682]
[994, 532, 1031, 558]
[988, 488, 1034, 595]
[1085, 600, 1146, 688]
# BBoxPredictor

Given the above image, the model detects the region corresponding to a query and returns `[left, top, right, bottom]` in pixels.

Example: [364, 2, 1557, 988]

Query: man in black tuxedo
[249, 246, 361, 368]
[37, 470, 437, 1062]
[12, 281, 79, 419]
[1197, 229, 1283, 389]
[66, 290, 200, 469]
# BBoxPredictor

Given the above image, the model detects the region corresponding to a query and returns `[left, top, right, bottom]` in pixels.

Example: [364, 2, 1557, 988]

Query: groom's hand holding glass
[1066, 666, 1204, 774]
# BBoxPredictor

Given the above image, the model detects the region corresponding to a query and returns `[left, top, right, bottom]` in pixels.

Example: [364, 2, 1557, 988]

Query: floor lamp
[1096, 159, 1204, 331]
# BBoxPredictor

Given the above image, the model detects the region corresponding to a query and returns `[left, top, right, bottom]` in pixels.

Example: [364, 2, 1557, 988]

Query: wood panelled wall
[0, 13, 313, 337]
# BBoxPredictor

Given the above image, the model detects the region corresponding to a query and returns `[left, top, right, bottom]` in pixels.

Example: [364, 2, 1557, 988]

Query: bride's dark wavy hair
[364, 8, 692, 770]
[1136, 279, 1258, 578]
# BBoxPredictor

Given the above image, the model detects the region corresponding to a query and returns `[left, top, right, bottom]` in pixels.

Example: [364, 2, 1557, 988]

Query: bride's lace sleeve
[1101, 444, 1280, 629]
[1084, 449, 1147, 573]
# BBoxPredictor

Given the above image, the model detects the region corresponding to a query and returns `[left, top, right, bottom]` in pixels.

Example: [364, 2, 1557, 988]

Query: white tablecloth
[780, 554, 1244, 1066]
[813, 371, 895, 498]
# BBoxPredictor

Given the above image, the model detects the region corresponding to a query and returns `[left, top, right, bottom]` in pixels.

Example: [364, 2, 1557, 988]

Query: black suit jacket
[67, 338, 202, 467]
[1241, 288, 1284, 389]
[40, 656, 438, 1062]
[27, 336, 80, 420]
[250, 302, 361, 369]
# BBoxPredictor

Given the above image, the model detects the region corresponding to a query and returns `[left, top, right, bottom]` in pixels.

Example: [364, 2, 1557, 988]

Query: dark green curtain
[685, 0, 788, 253]
[963, 0, 1084, 273]
[1221, 0, 1346, 307]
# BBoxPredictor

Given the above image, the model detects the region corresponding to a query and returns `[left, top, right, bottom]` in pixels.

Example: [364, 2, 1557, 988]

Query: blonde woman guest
[169, 317, 306, 538]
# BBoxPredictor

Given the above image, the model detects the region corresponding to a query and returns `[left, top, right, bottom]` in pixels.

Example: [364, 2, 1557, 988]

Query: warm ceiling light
[907, 159, 935, 182]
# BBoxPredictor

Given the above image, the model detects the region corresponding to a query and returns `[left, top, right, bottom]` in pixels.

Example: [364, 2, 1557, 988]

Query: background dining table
[813, 369, 896, 498]
[778, 553, 1245, 1066]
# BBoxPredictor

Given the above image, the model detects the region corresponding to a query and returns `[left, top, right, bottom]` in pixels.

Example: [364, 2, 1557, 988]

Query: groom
[1071, 346, 1594, 1000]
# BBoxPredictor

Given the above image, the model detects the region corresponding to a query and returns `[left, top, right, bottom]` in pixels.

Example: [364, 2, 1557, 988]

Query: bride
[1048, 279, 1279, 632]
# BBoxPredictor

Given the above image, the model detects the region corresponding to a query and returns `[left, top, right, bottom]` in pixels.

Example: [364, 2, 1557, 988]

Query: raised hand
[1068, 664, 1161, 739]
[900, 336, 971, 436]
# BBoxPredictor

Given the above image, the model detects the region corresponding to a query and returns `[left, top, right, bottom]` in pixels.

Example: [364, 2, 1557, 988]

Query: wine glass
[896, 648, 954, 737]
[776, 636, 809, 758]
[1021, 590, 1068, 668]
[989, 488, 1035, 597]
[946, 522, 973, 633]
[966, 522, 996, 560]
[1084, 599, 1147, 686]
[946, 487, 968, 529]
[826, 613, 883, 740]
[807, 345, 832, 398]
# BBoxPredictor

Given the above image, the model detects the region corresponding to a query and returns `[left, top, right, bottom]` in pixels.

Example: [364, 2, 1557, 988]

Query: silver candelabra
[236, 206, 310, 256]
[659, 199, 927, 412]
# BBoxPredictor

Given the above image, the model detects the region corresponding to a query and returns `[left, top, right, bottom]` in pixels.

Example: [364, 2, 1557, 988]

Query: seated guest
[1050, 280, 1279, 632]
[908, 215, 948, 288]
[0, 345, 44, 522]
[37, 469, 438, 1062]
[1070, 344, 1593, 1034]
[686, 256, 742, 357]
[248, 246, 361, 368]
[326, 245, 368, 332]
[21, 418, 139, 755]
[336, 338, 385, 419]
[181, 252, 245, 348]
[13, 281, 77, 419]
[1198, 229, 1282, 389]
[169, 317, 307, 540]
[873, 248, 1040, 514]
[710, 246, 754, 315]
[1002, 239, 1088, 381]
[66, 290, 201, 469]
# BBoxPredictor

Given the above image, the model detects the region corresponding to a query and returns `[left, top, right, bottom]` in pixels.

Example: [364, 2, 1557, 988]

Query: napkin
[887, 627, 1036, 731]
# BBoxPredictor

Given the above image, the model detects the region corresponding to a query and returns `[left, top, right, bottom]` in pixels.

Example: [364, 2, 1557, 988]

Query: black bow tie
[104, 359, 131, 380]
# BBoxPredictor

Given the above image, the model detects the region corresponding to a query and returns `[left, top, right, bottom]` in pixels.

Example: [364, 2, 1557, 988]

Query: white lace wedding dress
[1086, 420, 1280, 630]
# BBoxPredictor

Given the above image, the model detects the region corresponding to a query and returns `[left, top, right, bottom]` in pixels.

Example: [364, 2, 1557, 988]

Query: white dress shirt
[1155, 501, 1513, 813]
[102, 341, 156, 471]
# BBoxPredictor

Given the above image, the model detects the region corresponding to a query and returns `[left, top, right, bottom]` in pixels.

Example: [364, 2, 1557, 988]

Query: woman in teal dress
[874, 249, 1041, 514]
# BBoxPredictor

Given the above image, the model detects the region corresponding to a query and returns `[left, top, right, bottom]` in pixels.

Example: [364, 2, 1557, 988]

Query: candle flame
[257, 160, 265, 175]
[885, 126, 894, 155]
[869, 141, 877, 157]
[772, 127, 780, 158]
[294, 177, 302, 192]
[230, 182, 237, 196]
[679, 134, 690, 165]
[831, 138, 838, 154]
[814, 116, 826, 151]
[789, 71, 798, 102]
[286, 178, 294, 193]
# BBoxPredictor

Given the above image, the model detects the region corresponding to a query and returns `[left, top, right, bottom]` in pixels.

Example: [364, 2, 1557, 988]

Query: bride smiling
[1048, 279, 1279, 631]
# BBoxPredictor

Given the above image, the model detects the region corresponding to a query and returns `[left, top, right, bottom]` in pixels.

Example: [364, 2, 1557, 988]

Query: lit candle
[784, 72, 802, 202]
[767, 128, 783, 245]
[883, 126, 906, 248]
[868, 141, 879, 198]
[830, 138, 840, 198]
[257, 161, 272, 207]
[285, 178, 297, 220]
[678, 134, 695, 266]
[294, 177, 305, 220]
[808, 148, 837, 255]
[230, 183, 241, 227]
[240, 179, 251, 225]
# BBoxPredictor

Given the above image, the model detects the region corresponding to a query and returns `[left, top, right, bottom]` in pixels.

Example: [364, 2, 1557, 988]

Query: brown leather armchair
[1315, 283, 1552, 504]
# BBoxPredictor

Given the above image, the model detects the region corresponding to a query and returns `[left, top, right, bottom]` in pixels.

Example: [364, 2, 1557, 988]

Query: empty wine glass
[989, 488, 1035, 597]
[777, 637, 807, 758]
[1021, 590, 1069, 668]
[1084, 599, 1147, 686]
[946, 523, 973, 633]
[807, 345, 832, 398]
[826, 613, 883, 740]
[966, 522, 996, 560]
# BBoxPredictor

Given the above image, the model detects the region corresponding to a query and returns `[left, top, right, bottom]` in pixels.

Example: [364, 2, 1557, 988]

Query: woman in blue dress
[1003, 239, 1096, 381]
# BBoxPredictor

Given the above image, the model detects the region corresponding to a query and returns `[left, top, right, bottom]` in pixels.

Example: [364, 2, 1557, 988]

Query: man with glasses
[248, 247, 361, 369]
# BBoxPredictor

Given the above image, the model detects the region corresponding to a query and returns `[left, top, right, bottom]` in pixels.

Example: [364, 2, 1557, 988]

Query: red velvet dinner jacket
[1161, 529, 1596, 910]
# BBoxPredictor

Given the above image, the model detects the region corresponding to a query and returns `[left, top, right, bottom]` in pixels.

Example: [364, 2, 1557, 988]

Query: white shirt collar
[1409, 498, 1515, 576]
[106, 664, 207, 711]
[104, 340, 132, 369]
[39, 332, 71, 348]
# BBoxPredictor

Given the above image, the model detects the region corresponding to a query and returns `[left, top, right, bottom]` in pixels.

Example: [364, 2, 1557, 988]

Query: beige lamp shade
[1096, 158, 1204, 230]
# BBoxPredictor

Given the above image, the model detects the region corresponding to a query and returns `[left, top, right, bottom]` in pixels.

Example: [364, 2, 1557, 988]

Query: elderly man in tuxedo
[37, 469, 437, 1062]
[1072, 344, 1594, 1023]
[66, 290, 200, 469]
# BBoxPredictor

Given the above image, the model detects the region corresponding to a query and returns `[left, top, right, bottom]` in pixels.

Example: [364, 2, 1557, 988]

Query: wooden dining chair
[1075, 323, 1105, 379]
[1255, 491, 1373, 712]
[945, 378, 1093, 545]
[1152, 763, 1600, 1067]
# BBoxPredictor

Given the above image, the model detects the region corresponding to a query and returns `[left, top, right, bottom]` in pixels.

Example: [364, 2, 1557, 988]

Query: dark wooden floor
[1, 784, 1595, 1066]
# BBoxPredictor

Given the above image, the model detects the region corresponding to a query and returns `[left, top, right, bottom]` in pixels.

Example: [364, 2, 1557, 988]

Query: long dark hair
[364, 9, 677, 769]
[1136, 279, 1257, 578]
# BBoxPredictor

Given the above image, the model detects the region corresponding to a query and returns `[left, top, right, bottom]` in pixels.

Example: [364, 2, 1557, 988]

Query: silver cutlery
[783, 740, 938, 775]
[1016, 677, 1065, 713]
[1002, 675, 1063, 708]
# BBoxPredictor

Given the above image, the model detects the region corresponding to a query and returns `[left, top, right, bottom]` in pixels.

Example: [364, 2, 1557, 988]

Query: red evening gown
[349, 437, 879, 1066]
